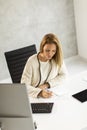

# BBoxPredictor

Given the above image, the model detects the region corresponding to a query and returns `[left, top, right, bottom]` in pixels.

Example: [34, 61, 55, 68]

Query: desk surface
[0, 71, 87, 130]
[30, 71, 87, 130]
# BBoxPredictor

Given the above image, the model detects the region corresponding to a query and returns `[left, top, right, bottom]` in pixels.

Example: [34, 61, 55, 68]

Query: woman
[21, 33, 68, 98]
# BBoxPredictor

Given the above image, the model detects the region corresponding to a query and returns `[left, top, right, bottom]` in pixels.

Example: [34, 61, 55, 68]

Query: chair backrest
[5, 44, 37, 83]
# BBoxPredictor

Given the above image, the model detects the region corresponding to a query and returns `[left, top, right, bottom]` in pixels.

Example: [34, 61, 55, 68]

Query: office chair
[5, 44, 37, 83]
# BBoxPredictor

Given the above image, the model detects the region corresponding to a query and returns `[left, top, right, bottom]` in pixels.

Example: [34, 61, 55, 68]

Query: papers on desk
[29, 87, 69, 103]
[81, 127, 87, 130]
[50, 85, 69, 96]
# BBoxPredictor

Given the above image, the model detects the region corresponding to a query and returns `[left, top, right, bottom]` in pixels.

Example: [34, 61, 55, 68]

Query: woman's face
[42, 43, 56, 61]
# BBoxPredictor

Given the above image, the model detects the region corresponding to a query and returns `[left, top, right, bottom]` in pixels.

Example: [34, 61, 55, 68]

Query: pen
[53, 92, 58, 96]
[46, 89, 58, 96]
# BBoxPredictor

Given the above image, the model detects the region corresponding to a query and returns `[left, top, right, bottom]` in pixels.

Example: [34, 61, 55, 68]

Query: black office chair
[5, 44, 37, 83]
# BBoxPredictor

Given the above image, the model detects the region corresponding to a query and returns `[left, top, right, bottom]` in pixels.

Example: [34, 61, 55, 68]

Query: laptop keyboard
[31, 102, 54, 113]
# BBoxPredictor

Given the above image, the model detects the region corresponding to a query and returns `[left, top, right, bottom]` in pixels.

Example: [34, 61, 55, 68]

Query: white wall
[0, 0, 77, 80]
[74, 0, 87, 60]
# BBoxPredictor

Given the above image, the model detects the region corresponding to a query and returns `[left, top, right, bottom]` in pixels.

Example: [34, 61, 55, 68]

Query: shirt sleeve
[26, 85, 42, 98]
[48, 61, 69, 87]
[21, 58, 42, 98]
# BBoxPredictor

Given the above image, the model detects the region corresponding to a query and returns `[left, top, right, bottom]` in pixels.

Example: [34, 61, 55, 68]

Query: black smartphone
[72, 89, 87, 102]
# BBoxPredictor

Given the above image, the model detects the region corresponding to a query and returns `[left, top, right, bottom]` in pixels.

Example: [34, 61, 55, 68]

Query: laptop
[72, 89, 87, 103]
[0, 83, 35, 130]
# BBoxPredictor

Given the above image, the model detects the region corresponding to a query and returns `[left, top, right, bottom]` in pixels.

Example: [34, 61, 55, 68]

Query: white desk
[0, 71, 87, 130]
[30, 71, 87, 130]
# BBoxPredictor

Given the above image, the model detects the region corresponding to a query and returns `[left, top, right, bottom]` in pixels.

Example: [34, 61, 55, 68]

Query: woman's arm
[48, 61, 68, 87]
[21, 58, 42, 98]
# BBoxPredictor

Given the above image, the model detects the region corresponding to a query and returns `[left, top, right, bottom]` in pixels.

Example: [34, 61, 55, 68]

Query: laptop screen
[0, 83, 35, 130]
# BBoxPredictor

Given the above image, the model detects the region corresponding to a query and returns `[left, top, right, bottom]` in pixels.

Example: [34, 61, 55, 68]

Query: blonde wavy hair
[40, 33, 63, 68]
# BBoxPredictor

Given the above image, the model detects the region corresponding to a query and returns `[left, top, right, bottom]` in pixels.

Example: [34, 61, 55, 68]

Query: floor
[65, 55, 87, 77]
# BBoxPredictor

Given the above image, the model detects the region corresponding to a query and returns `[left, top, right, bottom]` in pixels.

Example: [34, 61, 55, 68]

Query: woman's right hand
[38, 83, 50, 90]
[38, 90, 53, 98]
